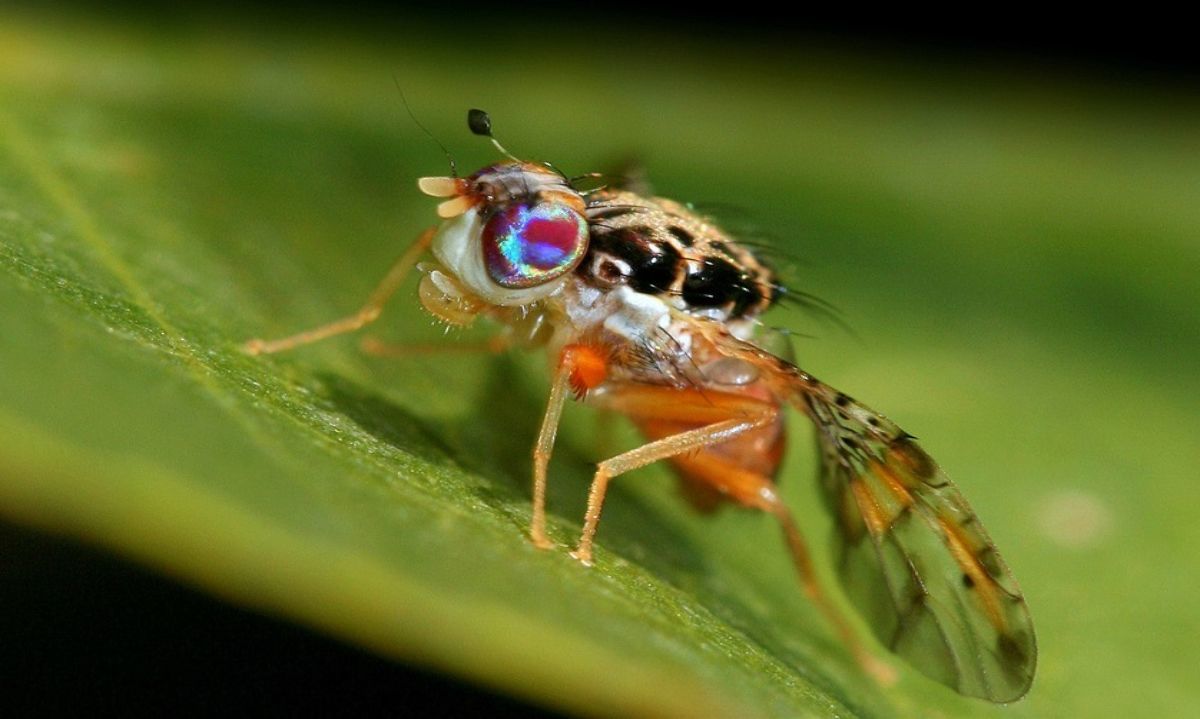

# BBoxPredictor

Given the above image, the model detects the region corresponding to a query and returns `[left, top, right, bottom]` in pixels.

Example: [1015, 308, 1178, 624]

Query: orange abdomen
[631, 392, 787, 512]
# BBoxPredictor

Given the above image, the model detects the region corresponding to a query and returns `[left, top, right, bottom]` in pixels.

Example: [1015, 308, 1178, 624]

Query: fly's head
[417, 159, 589, 324]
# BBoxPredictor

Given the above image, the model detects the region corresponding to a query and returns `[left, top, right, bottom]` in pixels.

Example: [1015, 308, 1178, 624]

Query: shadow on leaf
[321, 356, 712, 580]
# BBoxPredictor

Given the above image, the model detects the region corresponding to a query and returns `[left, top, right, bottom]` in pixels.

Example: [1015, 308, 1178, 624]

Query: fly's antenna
[468, 109, 520, 162]
[393, 76, 458, 178]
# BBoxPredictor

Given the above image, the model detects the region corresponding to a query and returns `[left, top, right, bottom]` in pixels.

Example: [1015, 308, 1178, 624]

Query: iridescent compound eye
[481, 202, 589, 288]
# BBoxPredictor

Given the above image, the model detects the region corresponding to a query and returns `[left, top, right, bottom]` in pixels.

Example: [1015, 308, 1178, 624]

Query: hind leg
[589, 384, 894, 685]
[672, 450, 896, 686]
[572, 384, 780, 564]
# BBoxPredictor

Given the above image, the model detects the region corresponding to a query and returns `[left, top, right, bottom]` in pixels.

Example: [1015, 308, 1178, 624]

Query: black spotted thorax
[580, 188, 778, 322]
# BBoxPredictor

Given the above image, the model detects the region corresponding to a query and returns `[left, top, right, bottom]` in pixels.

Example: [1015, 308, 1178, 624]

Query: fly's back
[579, 189, 780, 322]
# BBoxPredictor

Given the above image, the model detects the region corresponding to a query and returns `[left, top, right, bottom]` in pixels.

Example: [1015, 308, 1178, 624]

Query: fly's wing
[796, 380, 1036, 702]
[694, 323, 1037, 702]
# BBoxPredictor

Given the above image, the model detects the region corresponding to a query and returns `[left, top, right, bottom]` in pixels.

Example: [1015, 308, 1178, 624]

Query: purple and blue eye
[482, 202, 589, 288]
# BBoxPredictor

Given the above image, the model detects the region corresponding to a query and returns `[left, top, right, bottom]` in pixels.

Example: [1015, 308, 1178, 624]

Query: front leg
[529, 343, 609, 549]
[242, 227, 435, 355]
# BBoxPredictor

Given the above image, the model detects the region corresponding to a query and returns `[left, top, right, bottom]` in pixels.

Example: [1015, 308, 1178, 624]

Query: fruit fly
[243, 110, 1036, 702]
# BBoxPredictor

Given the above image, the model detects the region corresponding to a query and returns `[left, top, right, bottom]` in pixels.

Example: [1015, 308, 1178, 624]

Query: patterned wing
[796, 379, 1037, 702]
[690, 321, 1036, 702]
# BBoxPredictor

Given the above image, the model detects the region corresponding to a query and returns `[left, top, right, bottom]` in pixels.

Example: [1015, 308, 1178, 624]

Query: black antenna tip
[467, 109, 492, 137]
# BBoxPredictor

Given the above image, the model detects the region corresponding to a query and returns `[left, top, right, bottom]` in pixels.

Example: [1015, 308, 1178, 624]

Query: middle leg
[583, 383, 894, 684]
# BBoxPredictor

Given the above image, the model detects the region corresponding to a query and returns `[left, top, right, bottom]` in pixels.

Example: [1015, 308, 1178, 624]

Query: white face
[431, 207, 573, 307]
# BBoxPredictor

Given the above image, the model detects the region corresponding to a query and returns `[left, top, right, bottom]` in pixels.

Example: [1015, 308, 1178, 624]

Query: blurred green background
[1, 6, 1197, 717]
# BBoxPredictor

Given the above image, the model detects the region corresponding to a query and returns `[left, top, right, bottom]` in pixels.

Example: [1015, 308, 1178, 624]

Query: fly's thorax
[418, 162, 590, 310]
[579, 190, 778, 322]
[553, 277, 759, 389]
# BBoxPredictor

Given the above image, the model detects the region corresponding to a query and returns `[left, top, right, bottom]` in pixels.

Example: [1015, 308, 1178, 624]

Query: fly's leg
[242, 227, 435, 355]
[571, 416, 771, 565]
[774, 503, 897, 686]
[672, 447, 896, 687]
[529, 343, 604, 549]
[588, 384, 895, 686]
[572, 386, 778, 565]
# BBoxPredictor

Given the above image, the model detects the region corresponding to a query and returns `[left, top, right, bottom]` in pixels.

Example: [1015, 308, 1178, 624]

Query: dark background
[31, 2, 1200, 79]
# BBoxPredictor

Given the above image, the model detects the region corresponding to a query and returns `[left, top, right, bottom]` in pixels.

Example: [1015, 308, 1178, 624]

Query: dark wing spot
[977, 545, 1006, 578]
[962, 573, 976, 589]
[891, 438, 937, 480]
[997, 632, 1029, 666]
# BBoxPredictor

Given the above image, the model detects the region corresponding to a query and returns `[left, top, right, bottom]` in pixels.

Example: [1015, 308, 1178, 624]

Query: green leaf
[2, 12, 1198, 717]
